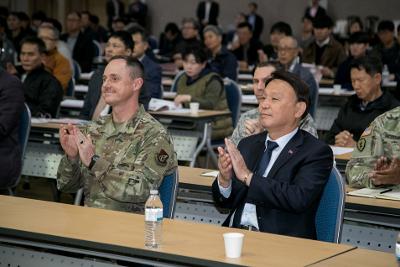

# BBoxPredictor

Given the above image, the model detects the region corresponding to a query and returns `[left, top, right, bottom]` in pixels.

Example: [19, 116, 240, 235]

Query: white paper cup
[333, 84, 341, 95]
[223, 232, 244, 258]
[189, 102, 199, 115]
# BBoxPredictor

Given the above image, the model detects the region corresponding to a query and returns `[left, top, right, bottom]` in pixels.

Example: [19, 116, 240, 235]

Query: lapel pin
[288, 149, 293, 154]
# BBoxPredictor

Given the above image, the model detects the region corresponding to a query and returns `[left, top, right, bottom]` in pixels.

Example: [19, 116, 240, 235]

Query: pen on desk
[379, 188, 393, 194]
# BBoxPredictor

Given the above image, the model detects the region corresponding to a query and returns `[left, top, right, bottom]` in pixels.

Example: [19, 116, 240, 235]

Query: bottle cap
[150, 189, 158, 195]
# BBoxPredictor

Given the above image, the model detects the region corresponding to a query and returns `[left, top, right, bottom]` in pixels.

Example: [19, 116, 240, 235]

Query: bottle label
[145, 208, 163, 222]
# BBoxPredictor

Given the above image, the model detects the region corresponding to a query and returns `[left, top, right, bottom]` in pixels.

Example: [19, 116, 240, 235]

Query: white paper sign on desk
[330, 146, 354, 156]
[149, 98, 179, 111]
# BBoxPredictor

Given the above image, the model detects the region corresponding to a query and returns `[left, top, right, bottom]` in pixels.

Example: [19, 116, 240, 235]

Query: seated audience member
[7, 12, 32, 53]
[0, 69, 24, 191]
[89, 14, 109, 44]
[259, 21, 292, 62]
[57, 56, 177, 213]
[232, 22, 263, 70]
[346, 106, 400, 188]
[246, 2, 263, 41]
[370, 20, 400, 81]
[277, 36, 318, 117]
[203, 25, 238, 81]
[173, 18, 202, 68]
[213, 71, 333, 238]
[174, 45, 232, 139]
[20, 36, 63, 118]
[38, 24, 73, 93]
[303, 15, 346, 78]
[230, 62, 317, 146]
[298, 14, 314, 51]
[324, 56, 400, 146]
[159, 22, 182, 58]
[347, 17, 363, 36]
[111, 17, 126, 32]
[80, 31, 151, 120]
[127, 0, 148, 28]
[226, 12, 247, 49]
[335, 32, 369, 90]
[31, 11, 47, 32]
[128, 26, 162, 99]
[60, 11, 95, 73]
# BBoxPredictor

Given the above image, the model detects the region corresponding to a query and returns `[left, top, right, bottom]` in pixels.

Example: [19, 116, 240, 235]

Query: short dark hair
[182, 17, 200, 31]
[264, 70, 310, 119]
[164, 22, 180, 35]
[249, 2, 258, 9]
[32, 11, 47, 21]
[42, 18, 63, 33]
[348, 17, 363, 32]
[237, 22, 253, 32]
[89, 14, 99, 25]
[253, 61, 281, 76]
[270, 21, 292, 36]
[313, 15, 334, 29]
[127, 25, 148, 43]
[350, 56, 383, 76]
[377, 20, 394, 32]
[182, 44, 208, 64]
[108, 55, 144, 80]
[20, 36, 47, 54]
[108, 31, 134, 50]
[67, 11, 81, 19]
[18, 12, 30, 22]
[348, 31, 369, 44]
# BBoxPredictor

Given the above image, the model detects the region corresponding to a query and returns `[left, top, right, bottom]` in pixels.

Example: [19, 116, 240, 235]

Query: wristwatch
[88, 155, 100, 170]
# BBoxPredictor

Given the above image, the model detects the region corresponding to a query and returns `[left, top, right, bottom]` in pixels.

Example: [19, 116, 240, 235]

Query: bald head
[278, 36, 299, 67]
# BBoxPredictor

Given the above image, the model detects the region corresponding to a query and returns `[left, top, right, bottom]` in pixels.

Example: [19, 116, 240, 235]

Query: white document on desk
[149, 98, 179, 111]
[61, 99, 84, 108]
[201, 171, 219, 177]
[330, 146, 354, 156]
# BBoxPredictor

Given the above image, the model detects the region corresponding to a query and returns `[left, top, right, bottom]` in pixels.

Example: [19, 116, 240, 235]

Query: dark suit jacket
[0, 70, 24, 188]
[212, 129, 333, 239]
[142, 55, 162, 99]
[106, 0, 125, 29]
[248, 14, 264, 41]
[61, 31, 95, 73]
[196, 1, 219, 25]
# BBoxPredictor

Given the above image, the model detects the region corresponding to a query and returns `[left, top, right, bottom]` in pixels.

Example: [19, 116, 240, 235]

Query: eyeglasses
[277, 47, 297, 53]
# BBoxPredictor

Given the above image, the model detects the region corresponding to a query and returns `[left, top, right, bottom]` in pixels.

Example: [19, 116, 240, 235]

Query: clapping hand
[370, 157, 400, 186]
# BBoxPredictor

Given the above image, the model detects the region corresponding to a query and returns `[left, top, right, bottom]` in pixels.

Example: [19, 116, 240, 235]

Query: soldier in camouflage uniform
[57, 56, 177, 213]
[346, 106, 400, 188]
[230, 62, 318, 146]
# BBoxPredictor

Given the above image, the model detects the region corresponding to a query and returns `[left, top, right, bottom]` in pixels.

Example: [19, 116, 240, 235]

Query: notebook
[347, 187, 400, 201]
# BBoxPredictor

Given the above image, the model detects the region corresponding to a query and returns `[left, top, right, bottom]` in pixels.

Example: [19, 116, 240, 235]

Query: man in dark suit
[213, 71, 333, 239]
[196, 0, 219, 27]
[106, 0, 124, 31]
[60, 11, 95, 73]
[0, 69, 24, 191]
[129, 26, 162, 99]
[247, 2, 263, 41]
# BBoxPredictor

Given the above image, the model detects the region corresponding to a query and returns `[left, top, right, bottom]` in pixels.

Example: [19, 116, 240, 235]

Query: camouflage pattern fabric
[57, 105, 177, 213]
[346, 107, 400, 188]
[230, 109, 318, 146]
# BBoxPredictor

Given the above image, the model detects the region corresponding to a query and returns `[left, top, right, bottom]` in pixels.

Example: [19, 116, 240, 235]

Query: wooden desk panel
[311, 248, 398, 267]
[0, 195, 354, 267]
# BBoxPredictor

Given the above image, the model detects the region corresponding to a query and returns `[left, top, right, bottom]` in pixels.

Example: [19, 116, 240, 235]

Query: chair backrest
[73, 60, 82, 81]
[224, 78, 242, 128]
[159, 170, 179, 219]
[66, 78, 75, 97]
[6, 103, 31, 193]
[315, 166, 345, 243]
[170, 71, 185, 92]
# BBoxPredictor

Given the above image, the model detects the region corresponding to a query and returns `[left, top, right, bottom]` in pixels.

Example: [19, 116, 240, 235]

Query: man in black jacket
[0, 69, 24, 191]
[20, 36, 63, 118]
[324, 56, 400, 147]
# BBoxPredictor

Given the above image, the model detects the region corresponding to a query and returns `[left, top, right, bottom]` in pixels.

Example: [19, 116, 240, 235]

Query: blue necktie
[256, 141, 279, 176]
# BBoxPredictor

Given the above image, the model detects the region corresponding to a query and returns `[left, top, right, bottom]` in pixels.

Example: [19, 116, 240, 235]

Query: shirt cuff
[217, 174, 232, 198]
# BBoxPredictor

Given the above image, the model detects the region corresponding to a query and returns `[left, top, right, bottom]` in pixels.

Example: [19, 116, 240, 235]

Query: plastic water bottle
[144, 190, 163, 248]
[396, 232, 400, 261]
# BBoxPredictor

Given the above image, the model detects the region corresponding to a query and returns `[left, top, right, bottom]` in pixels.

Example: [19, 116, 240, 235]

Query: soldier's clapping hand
[370, 157, 400, 186]
[74, 128, 95, 167]
[59, 124, 79, 160]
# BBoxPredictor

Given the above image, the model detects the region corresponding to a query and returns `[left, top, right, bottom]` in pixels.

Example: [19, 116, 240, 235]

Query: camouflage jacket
[346, 107, 400, 188]
[57, 105, 177, 213]
[230, 109, 318, 146]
